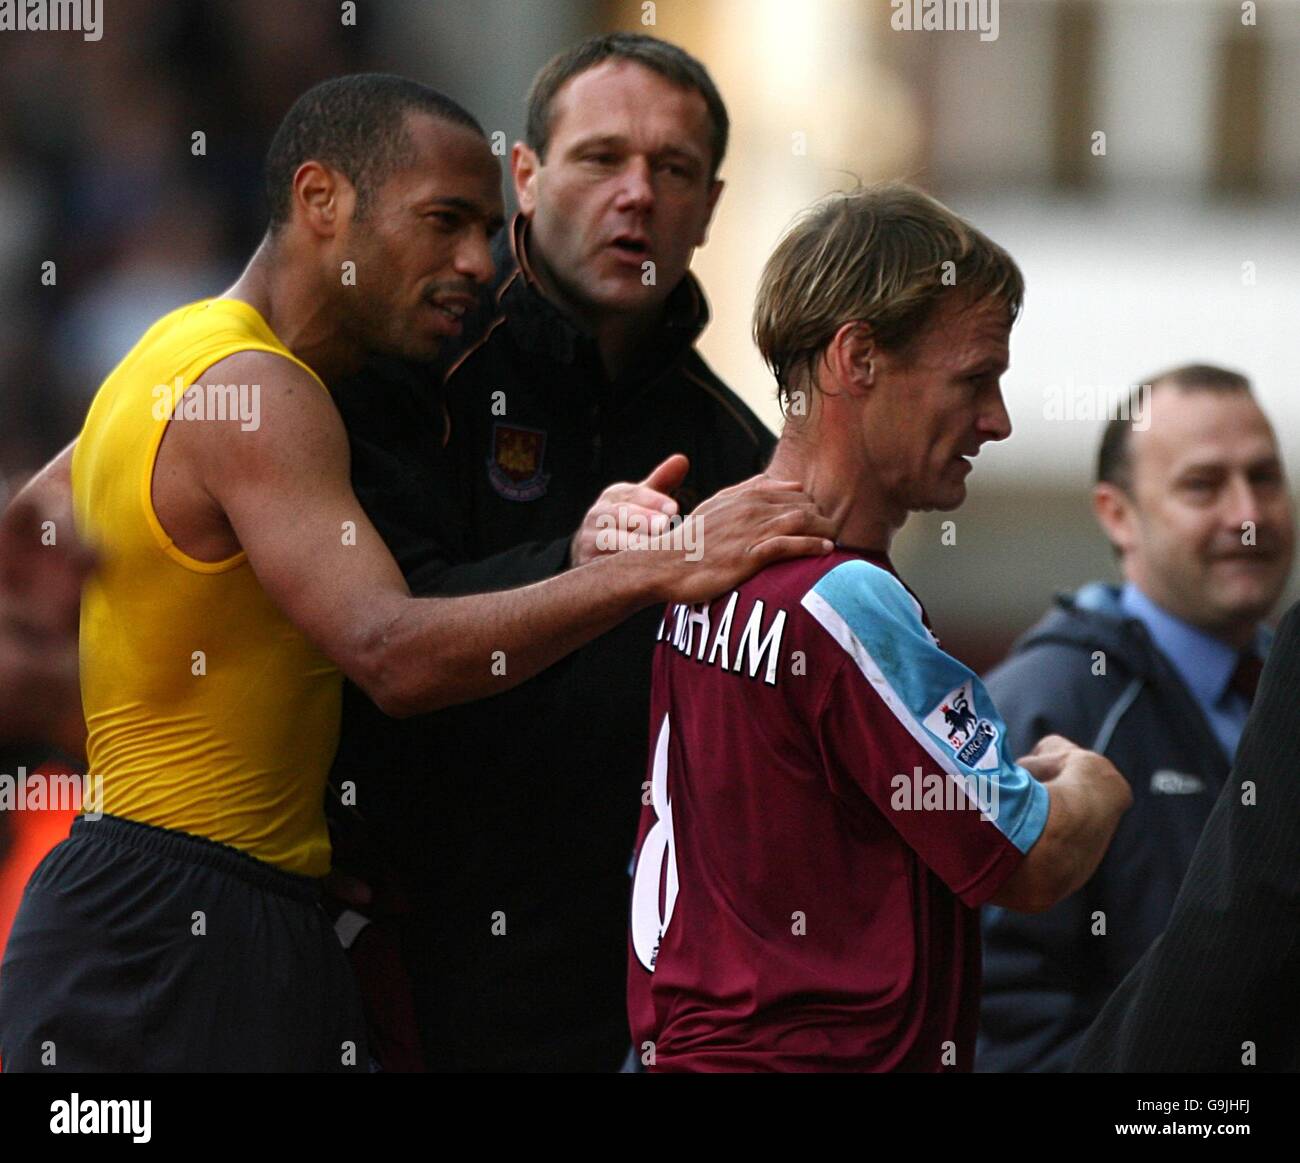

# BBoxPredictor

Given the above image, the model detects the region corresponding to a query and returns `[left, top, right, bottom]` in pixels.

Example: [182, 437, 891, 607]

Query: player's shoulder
[199, 349, 335, 425]
[170, 348, 346, 484]
[803, 554, 923, 620]
[201, 346, 318, 384]
[738, 549, 909, 607]
[792, 552, 934, 658]
[733, 550, 921, 637]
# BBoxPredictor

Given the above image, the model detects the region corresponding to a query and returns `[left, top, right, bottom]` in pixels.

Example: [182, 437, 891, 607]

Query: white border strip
[802, 589, 969, 783]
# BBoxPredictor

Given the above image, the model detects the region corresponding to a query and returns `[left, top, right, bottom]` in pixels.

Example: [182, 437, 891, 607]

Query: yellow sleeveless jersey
[72, 298, 341, 876]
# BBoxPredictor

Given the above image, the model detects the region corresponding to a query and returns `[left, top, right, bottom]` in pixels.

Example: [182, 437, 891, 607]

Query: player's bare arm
[7, 440, 75, 519]
[187, 349, 834, 717]
[0, 442, 90, 754]
[988, 735, 1132, 913]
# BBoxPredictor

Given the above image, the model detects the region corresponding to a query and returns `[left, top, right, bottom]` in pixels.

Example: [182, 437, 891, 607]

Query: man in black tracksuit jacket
[976, 584, 1234, 1071]
[328, 33, 782, 1072]
[329, 214, 773, 1071]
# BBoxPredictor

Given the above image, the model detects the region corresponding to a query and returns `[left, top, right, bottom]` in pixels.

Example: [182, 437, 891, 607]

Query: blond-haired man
[626, 184, 1132, 1072]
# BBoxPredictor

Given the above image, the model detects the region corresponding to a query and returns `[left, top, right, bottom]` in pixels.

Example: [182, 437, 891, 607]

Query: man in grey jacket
[976, 364, 1294, 1072]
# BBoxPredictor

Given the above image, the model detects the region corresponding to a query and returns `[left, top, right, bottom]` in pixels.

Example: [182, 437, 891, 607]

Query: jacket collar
[490, 213, 710, 378]
[1032, 582, 1271, 681]
[1029, 584, 1171, 682]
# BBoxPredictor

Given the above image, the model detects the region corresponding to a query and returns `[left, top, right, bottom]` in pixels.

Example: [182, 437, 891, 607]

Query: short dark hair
[1096, 363, 1253, 492]
[525, 33, 729, 178]
[264, 73, 484, 230]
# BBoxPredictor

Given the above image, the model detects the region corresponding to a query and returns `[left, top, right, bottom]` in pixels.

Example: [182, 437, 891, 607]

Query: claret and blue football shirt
[627, 549, 1049, 1072]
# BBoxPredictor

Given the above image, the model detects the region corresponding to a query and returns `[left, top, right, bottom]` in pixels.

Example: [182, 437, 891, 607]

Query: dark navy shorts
[0, 813, 367, 1072]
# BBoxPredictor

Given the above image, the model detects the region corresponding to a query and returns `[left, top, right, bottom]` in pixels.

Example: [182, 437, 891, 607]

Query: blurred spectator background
[2, 0, 1297, 666]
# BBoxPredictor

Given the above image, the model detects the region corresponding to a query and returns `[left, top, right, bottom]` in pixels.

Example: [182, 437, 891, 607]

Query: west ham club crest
[487, 422, 551, 501]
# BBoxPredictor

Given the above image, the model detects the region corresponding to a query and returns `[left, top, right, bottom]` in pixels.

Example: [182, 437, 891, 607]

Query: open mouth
[422, 296, 474, 337]
[608, 236, 650, 258]
[426, 296, 474, 327]
[429, 298, 471, 320]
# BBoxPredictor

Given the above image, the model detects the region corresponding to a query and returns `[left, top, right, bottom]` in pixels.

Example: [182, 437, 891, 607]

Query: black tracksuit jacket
[329, 218, 774, 1071]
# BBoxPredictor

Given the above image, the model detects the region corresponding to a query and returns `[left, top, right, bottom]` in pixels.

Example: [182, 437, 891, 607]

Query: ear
[511, 141, 541, 217]
[291, 161, 347, 238]
[823, 322, 876, 397]
[1092, 482, 1138, 556]
[695, 178, 724, 247]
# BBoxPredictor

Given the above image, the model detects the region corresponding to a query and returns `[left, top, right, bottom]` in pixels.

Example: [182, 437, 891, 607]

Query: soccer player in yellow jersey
[0, 75, 833, 1071]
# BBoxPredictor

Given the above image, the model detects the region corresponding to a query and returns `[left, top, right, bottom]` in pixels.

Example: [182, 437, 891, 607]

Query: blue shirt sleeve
[804, 558, 1049, 856]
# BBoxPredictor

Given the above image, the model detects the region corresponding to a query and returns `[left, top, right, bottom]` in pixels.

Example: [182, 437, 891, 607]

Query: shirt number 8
[631, 714, 678, 972]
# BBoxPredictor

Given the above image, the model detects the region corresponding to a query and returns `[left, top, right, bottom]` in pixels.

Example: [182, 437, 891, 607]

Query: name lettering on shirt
[656, 593, 788, 686]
